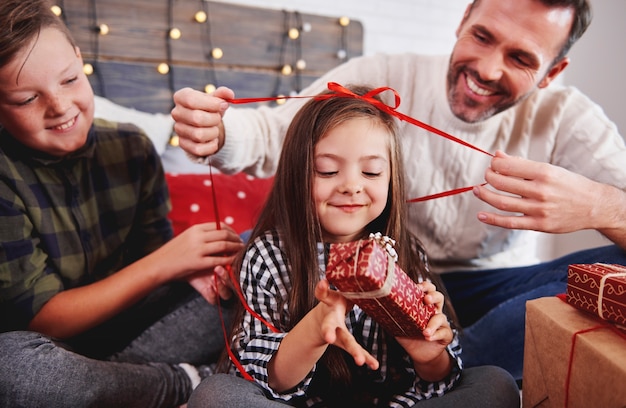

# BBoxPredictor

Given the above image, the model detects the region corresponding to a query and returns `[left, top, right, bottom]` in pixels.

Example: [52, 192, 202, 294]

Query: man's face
[447, 0, 573, 123]
[0, 27, 94, 157]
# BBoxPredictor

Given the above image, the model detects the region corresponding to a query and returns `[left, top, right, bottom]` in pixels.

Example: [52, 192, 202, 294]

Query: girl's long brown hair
[224, 85, 456, 399]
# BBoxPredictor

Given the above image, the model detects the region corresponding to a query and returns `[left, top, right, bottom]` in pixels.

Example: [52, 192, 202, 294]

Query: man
[171, 0, 626, 382]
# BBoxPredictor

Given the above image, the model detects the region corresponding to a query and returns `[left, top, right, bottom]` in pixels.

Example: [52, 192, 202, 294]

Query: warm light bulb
[337, 49, 347, 59]
[339, 16, 350, 27]
[157, 63, 170, 74]
[281, 64, 292, 76]
[276, 95, 287, 105]
[204, 84, 216, 94]
[288, 28, 299, 40]
[98, 23, 109, 35]
[169, 28, 181, 40]
[169, 135, 180, 147]
[50, 5, 62, 16]
[302, 22, 312, 32]
[194, 11, 207, 23]
[83, 63, 94, 75]
[211, 48, 223, 59]
[296, 59, 306, 70]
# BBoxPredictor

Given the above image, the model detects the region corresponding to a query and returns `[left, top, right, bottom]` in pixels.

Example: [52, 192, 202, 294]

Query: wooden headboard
[56, 0, 364, 113]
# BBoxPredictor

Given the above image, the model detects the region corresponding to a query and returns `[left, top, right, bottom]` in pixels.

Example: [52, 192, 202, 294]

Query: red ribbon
[225, 82, 493, 202]
[212, 82, 494, 379]
[209, 163, 279, 382]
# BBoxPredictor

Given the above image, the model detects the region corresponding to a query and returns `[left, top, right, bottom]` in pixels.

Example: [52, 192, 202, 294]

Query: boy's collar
[0, 124, 96, 166]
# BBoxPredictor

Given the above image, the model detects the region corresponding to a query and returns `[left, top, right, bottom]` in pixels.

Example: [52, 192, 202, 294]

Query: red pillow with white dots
[165, 172, 274, 236]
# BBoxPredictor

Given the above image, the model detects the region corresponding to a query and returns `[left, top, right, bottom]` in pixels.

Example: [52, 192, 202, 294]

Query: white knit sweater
[212, 53, 626, 272]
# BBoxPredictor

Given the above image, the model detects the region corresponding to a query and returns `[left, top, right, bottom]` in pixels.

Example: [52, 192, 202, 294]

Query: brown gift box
[326, 233, 436, 337]
[566, 263, 626, 326]
[523, 297, 626, 408]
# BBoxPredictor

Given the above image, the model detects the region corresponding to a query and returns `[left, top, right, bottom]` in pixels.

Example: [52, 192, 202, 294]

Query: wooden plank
[88, 61, 320, 113]
[61, 0, 363, 75]
[56, 0, 363, 112]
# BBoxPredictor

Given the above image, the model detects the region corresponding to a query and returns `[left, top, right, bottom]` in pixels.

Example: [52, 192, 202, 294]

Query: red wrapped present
[566, 263, 626, 327]
[326, 233, 436, 337]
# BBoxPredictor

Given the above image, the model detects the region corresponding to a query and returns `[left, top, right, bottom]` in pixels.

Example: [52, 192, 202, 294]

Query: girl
[188, 85, 520, 407]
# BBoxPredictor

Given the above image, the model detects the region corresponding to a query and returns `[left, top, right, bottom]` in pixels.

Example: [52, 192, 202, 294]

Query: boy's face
[0, 27, 94, 157]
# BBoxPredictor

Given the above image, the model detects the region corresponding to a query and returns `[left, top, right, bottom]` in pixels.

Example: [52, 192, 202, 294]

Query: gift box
[326, 233, 436, 337]
[566, 263, 626, 326]
[523, 297, 626, 408]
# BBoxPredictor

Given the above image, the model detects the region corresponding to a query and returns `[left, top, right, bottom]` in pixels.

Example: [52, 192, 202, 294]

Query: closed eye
[18, 95, 37, 106]
[315, 170, 338, 177]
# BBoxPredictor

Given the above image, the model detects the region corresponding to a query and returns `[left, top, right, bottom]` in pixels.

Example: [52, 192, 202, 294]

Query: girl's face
[0, 27, 94, 157]
[313, 117, 391, 243]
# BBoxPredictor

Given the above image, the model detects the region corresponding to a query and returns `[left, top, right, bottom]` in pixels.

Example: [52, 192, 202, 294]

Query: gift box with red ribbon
[566, 263, 626, 327]
[523, 296, 626, 408]
[326, 233, 436, 337]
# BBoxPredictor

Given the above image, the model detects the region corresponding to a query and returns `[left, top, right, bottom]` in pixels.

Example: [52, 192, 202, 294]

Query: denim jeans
[441, 244, 626, 381]
[188, 367, 521, 408]
[0, 283, 234, 408]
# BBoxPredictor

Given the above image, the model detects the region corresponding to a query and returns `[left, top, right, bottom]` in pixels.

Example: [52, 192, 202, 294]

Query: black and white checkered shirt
[233, 230, 462, 407]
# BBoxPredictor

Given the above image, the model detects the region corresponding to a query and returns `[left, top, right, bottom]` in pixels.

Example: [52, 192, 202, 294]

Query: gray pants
[0, 284, 234, 408]
[188, 367, 521, 408]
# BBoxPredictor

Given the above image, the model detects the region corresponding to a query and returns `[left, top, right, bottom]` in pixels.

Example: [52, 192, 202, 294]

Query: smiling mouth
[50, 115, 77, 131]
[466, 74, 494, 97]
[335, 204, 364, 213]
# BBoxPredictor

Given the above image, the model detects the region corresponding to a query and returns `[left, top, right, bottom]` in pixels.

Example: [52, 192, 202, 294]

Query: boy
[0, 0, 242, 406]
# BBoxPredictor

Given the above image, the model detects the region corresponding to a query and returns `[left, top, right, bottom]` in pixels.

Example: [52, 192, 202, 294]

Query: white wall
[214, 0, 468, 56]
[545, 0, 625, 258]
[216, 0, 623, 260]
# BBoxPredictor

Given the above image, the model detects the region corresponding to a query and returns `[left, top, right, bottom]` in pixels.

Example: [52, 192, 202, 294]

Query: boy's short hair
[0, 0, 77, 68]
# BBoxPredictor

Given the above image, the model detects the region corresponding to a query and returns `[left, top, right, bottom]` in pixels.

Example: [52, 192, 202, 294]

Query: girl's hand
[150, 222, 244, 285]
[396, 281, 454, 381]
[315, 280, 380, 370]
[186, 265, 234, 304]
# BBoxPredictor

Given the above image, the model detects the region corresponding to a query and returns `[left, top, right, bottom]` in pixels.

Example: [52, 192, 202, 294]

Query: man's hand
[171, 87, 234, 158]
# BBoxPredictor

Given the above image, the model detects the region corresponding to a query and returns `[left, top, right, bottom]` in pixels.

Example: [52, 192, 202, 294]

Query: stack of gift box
[523, 263, 626, 408]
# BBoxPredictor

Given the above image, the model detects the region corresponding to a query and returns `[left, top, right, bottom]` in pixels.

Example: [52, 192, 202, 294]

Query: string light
[295, 59, 306, 70]
[83, 63, 94, 75]
[50, 5, 62, 16]
[194, 10, 207, 23]
[169, 135, 180, 147]
[211, 47, 223, 59]
[337, 16, 351, 61]
[169, 27, 181, 40]
[87, 0, 105, 96]
[97, 23, 109, 35]
[288, 28, 300, 40]
[281, 64, 292, 76]
[198, 0, 220, 93]
[157, 62, 170, 74]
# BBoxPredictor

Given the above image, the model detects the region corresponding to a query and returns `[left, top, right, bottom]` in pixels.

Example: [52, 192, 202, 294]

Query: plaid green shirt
[0, 118, 172, 331]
